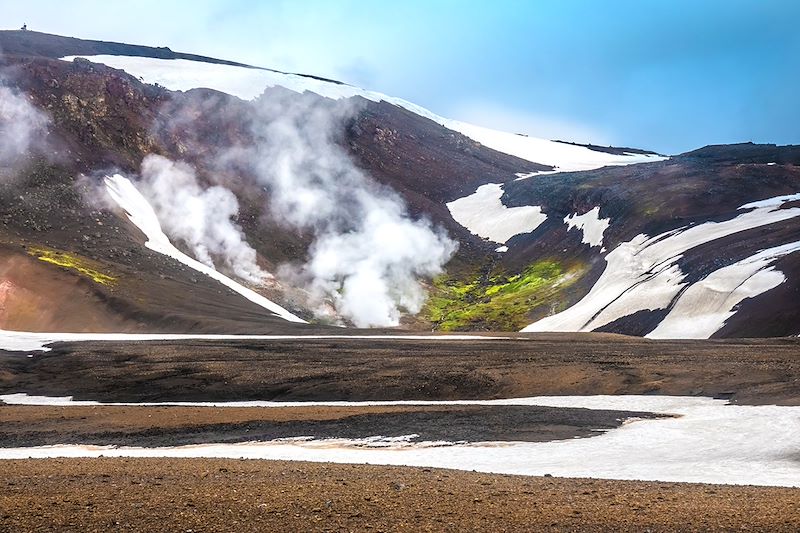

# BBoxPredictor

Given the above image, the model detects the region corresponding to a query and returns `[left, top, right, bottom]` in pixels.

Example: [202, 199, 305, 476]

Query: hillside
[0, 30, 798, 337]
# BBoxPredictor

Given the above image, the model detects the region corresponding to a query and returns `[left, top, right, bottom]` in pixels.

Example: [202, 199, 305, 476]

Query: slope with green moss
[426, 259, 585, 331]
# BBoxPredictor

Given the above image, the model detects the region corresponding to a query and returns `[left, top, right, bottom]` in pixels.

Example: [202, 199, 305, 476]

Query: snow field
[1, 394, 798, 487]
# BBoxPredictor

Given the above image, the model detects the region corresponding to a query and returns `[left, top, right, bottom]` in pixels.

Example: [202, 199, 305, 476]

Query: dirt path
[1, 458, 798, 532]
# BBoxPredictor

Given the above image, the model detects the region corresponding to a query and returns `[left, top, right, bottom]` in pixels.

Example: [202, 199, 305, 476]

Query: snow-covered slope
[647, 241, 800, 339]
[523, 193, 800, 336]
[104, 174, 306, 323]
[61, 55, 665, 172]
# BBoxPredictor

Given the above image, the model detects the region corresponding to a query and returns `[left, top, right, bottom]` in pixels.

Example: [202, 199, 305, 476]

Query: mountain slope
[0, 30, 798, 337]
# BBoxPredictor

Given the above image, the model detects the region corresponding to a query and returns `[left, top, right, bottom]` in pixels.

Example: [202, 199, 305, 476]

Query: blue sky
[2, 0, 798, 153]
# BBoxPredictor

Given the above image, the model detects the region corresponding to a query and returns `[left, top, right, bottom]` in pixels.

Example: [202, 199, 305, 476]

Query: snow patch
[563, 206, 610, 247]
[514, 170, 560, 180]
[515, 171, 540, 179]
[446, 183, 546, 244]
[0, 393, 702, 409]
[61, 55, 667, 172]
[0, 331, 512, 353]
[739, 192, 800, 210]
[1, 394, 799, 487]
[523, 193, 800, 335]
[494, 246, 509, 253]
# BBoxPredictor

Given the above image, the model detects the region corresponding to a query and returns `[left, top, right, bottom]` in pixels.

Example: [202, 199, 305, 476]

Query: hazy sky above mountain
[3, 0, 798, 153]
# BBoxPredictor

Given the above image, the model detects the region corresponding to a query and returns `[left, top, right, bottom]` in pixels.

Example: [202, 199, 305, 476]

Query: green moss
[424, 260, 582, 331]
[641, 205, 660, 217]
[28, 246, 116, 286]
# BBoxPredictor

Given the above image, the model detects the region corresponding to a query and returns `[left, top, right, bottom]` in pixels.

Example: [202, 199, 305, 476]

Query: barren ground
[1, 459, 799, 532]
[2, 334, 799, 404]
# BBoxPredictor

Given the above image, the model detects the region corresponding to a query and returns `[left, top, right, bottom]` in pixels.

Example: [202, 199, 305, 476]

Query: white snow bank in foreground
[60, 55, 666, 172]
[0, 393, 711, 410]
[1, 394, 798, 487]
[104, 174, 305, 323]
[564, 206, 610, 248]
[446, 183, 546, 243]
[523, 193, 800, 335]
[0, 330, 511, 353]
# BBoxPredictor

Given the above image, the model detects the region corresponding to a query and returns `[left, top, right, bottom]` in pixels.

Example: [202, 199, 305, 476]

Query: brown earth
[1, 458, 798, 532]
[3, 334, 799, 404]
[0, 251, 138, 332]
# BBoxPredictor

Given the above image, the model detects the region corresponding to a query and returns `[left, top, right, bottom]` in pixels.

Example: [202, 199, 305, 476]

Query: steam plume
[226, 91, 457, 327]
[148, 89, 456, 326]
[0, 83, 49, 167]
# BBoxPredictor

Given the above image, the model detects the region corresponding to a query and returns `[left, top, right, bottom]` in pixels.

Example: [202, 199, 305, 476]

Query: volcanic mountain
[1, 29, 798, 338]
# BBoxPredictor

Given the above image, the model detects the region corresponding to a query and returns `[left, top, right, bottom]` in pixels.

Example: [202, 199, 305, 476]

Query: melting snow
[563, 206, 610, 248]
[60, 55, 666, 172]
[446, 183, 546, 244]
[0, 330, 513, 353]
[514, 170, 560, 180]
[739, 192, 800, 210]
[0, 393, 699, 409]
[523, 193, 800, 335]
[104, 174, 305, 323]
[1, 394, 799, 487]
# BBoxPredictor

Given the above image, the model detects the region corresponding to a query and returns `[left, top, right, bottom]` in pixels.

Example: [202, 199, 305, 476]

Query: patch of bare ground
[0, 459, 798, 532]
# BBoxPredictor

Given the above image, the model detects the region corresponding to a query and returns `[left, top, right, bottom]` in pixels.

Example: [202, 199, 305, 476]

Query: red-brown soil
[1, 459, 798, 532]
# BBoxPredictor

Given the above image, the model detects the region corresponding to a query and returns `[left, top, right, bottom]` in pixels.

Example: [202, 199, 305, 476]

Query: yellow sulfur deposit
[27, 246, 116, 286]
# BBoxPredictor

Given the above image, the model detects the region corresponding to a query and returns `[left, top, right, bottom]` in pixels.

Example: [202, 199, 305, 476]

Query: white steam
[137, 154, 269, 285]
[302, 195, 456, 327]
[228, 92, 457, 327]
[0, 84, 49, 166]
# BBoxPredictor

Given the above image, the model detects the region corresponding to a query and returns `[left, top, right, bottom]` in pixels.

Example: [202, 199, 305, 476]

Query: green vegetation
[425, 260, 582, 331]
[28, 246, 116, 286]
